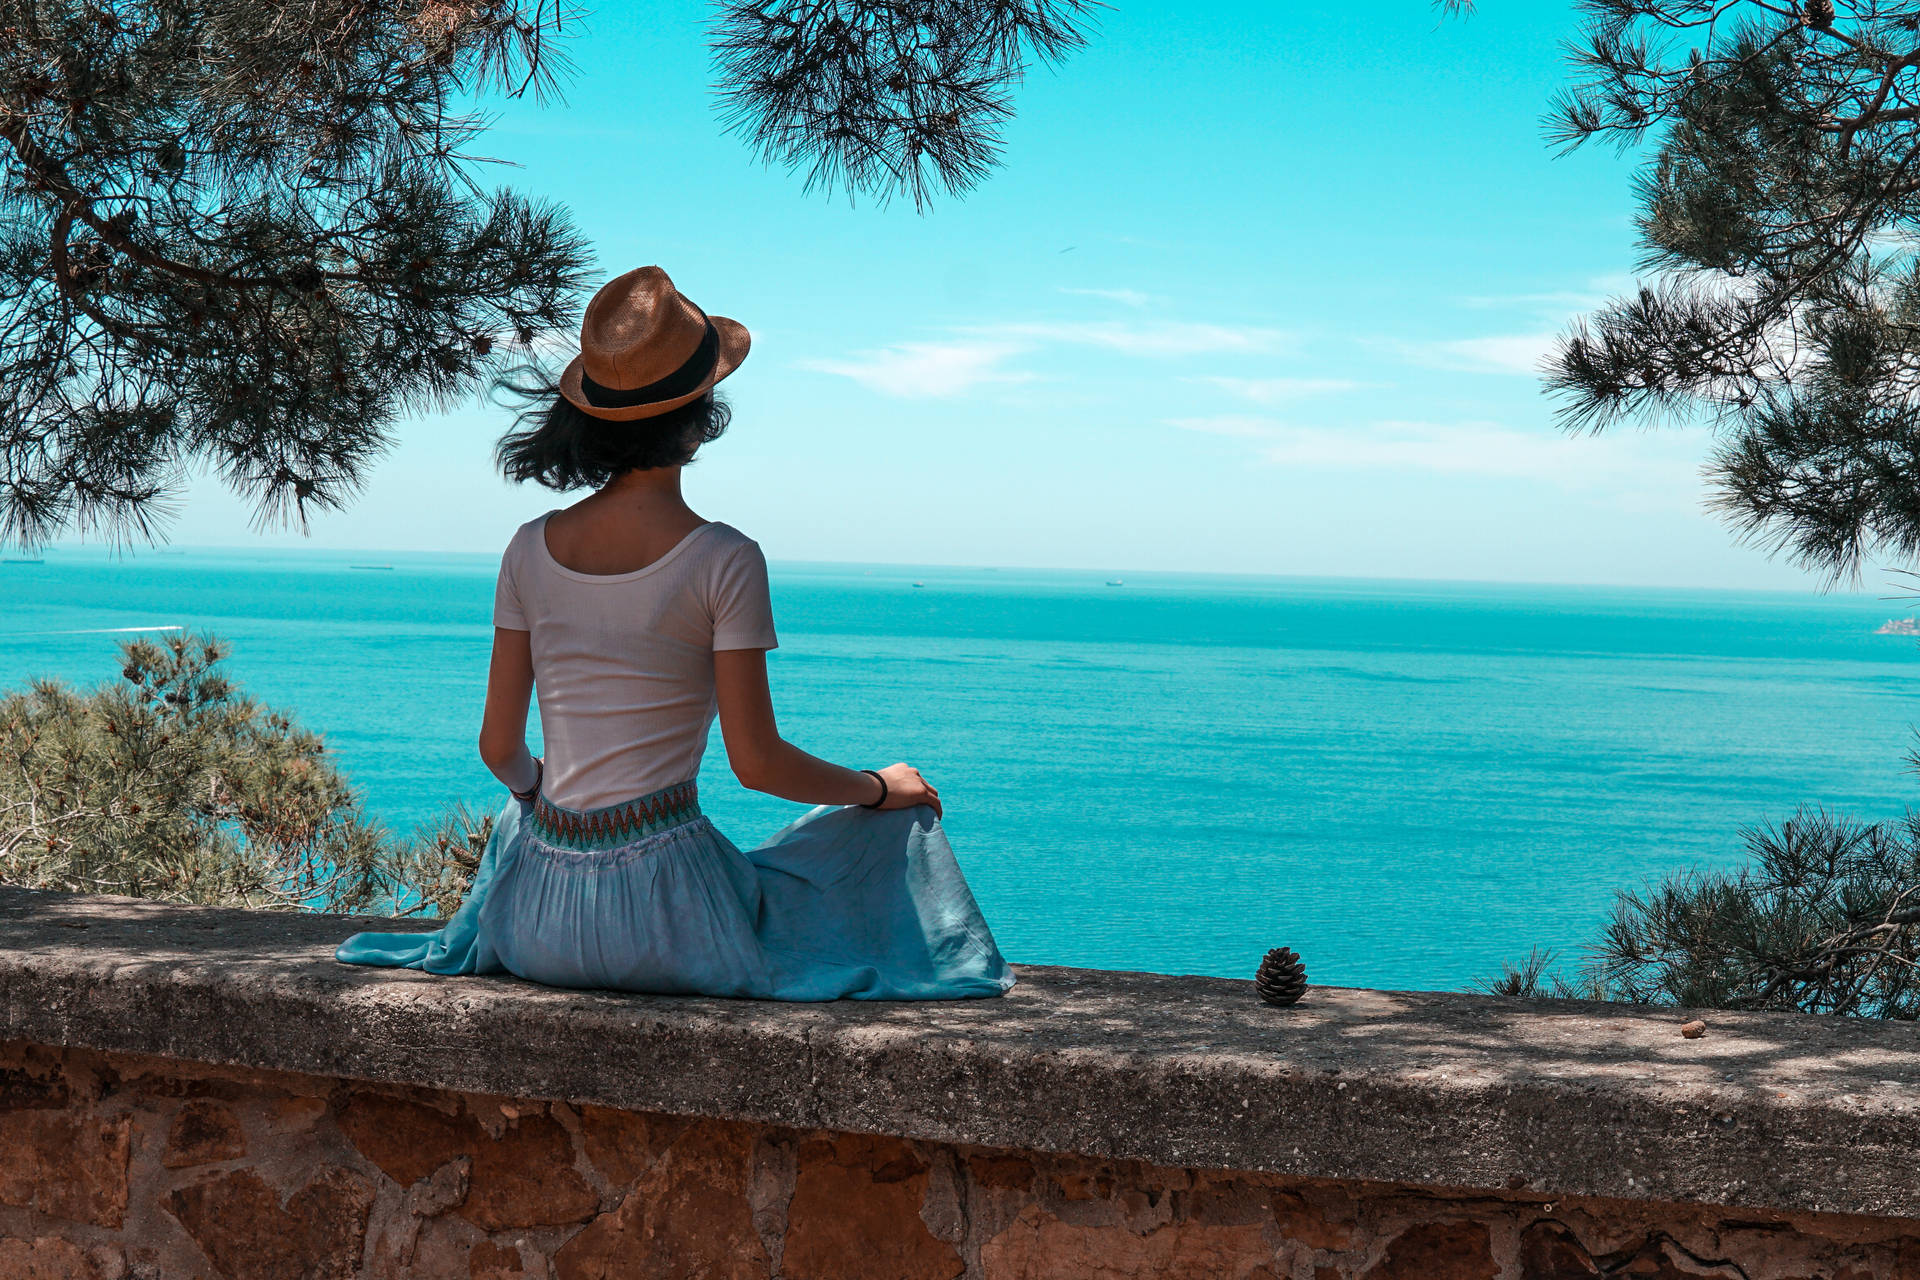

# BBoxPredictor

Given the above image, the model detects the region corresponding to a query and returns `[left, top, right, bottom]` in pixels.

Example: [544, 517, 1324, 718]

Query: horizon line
[23, 538, 1905, 600]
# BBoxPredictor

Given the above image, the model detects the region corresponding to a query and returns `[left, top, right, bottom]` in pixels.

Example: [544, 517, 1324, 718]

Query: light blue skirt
[335, 781, 1015, 1001]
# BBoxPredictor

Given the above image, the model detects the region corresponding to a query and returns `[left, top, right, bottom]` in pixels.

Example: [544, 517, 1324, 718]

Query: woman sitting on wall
[336, 268, 1013, 1001]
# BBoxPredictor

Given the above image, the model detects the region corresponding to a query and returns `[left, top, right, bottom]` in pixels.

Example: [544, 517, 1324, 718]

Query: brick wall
[2, 1039, 1915, 1280]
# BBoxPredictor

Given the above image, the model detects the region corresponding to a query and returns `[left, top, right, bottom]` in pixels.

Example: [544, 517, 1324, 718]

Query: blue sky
[152, 0, 1859, 590]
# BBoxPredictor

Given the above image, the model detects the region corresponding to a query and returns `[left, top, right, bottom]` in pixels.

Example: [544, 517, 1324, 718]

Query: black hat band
[580, 320, 719, 410]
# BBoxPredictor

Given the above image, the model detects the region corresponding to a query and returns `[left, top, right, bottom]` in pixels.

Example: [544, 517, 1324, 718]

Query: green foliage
[0, 0, 597, 547]
[0, 630, 487, 913]
[1482, 805, 1920, 1018]
[1546, 0, 1920, 580]
[0, 0, 1097, 546]
[711, 0, 1099, 209]
[392, 800, 493, 919]
[1497, 0, 1920, 1025]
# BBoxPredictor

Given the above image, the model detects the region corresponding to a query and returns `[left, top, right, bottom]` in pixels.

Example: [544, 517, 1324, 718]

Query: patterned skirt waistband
[528, 780, 702, 852]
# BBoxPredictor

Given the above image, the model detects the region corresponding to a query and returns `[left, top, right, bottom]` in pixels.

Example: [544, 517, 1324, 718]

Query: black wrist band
[859, 769, 887, 809]
[512, 758, 543, 803]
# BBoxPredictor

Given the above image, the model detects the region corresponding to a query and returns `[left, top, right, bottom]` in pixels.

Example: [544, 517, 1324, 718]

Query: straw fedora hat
[558, 267, 750, 422]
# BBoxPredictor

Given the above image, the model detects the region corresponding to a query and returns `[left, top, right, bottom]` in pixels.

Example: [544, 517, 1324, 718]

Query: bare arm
[713, 648, 941, 818]
[478, 626, 541, 796]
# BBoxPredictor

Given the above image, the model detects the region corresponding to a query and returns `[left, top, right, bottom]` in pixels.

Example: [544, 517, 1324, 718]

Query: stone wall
[4, 1038, 1917, 1280]
[8, 887, 1920, 1279]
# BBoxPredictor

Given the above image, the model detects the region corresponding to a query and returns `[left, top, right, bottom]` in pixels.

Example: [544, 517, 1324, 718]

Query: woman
[336, 267, 1013, 1000]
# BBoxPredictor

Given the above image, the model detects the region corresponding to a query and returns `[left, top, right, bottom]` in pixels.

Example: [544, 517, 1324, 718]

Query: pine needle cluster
[0, 630, 488, 914]
[0, 0, 599, 548]
[1547, 0, 1920, 580]
[711, 0, 1099, 209]
[1483, 805, 1920, 1019]
[2, 0, 1096, 545]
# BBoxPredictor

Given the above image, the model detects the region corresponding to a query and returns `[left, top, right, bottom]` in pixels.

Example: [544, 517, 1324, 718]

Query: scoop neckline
[535, 512, 717, 583]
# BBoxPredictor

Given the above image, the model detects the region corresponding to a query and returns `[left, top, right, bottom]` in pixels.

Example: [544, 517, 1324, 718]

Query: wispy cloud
[1168, 415, 1284, 438]
[1459, 273, 1637, 315]
[1262, 420, 1597, 476]
[806, 314, 1290, 397]
[799, 341, 1030, 398]
[1194, 376, 1363, 404]
[966, 320, 1289, 357]
[1169, 417, 1692, 489]
[1058, 287, 1153, 308]
[1396, 333, 1560, 376]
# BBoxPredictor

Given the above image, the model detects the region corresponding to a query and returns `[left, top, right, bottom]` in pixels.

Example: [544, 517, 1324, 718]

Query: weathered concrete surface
[3, 886, 1919, 1219]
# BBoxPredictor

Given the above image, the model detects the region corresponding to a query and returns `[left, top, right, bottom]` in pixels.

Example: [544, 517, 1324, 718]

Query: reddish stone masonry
[1, 1038, 1915, 1280]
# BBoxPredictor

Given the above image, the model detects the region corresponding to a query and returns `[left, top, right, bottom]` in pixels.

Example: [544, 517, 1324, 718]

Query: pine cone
[1254, 947, 1307, 1007]
[1805, 0, 1834, 29]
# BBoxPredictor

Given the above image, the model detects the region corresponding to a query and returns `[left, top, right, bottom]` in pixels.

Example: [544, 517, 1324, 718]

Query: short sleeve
[710, 540, 779, 652]
[493, 534, 529, 630]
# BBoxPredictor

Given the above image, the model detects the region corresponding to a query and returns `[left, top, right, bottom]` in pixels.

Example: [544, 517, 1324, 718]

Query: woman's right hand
[874, 763, 941, 819]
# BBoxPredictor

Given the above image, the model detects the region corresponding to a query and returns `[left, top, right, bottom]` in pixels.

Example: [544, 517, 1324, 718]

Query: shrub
[1483, 806, 1920, 1019]
[0, 631, 486, 914]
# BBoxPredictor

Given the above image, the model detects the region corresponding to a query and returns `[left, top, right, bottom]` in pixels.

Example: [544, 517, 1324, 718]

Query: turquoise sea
[6, 547, 1920, 993]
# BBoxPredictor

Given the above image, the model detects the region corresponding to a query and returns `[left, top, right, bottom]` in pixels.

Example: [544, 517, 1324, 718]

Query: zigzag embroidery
[530, 780, 701, 852]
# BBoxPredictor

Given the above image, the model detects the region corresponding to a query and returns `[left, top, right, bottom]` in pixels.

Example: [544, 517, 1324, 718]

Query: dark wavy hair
[493, 373, 732, 490]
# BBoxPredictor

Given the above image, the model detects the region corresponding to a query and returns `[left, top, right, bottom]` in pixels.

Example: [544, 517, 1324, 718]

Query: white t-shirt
[493, 514, 779, 811]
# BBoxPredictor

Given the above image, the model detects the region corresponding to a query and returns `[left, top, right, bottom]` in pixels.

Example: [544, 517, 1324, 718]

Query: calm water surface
[6, 547, 1918, 992]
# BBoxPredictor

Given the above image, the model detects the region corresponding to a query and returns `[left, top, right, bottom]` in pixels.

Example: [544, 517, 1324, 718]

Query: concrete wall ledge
[3, 886, 1918, 1221]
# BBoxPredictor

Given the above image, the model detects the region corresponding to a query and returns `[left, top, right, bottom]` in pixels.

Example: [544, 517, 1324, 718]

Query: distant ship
[350, 564, 395, 572]
[1876, 618, 1920, 635]
[1106, 579, 1124, 587]
[911, 581, 926, 588]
